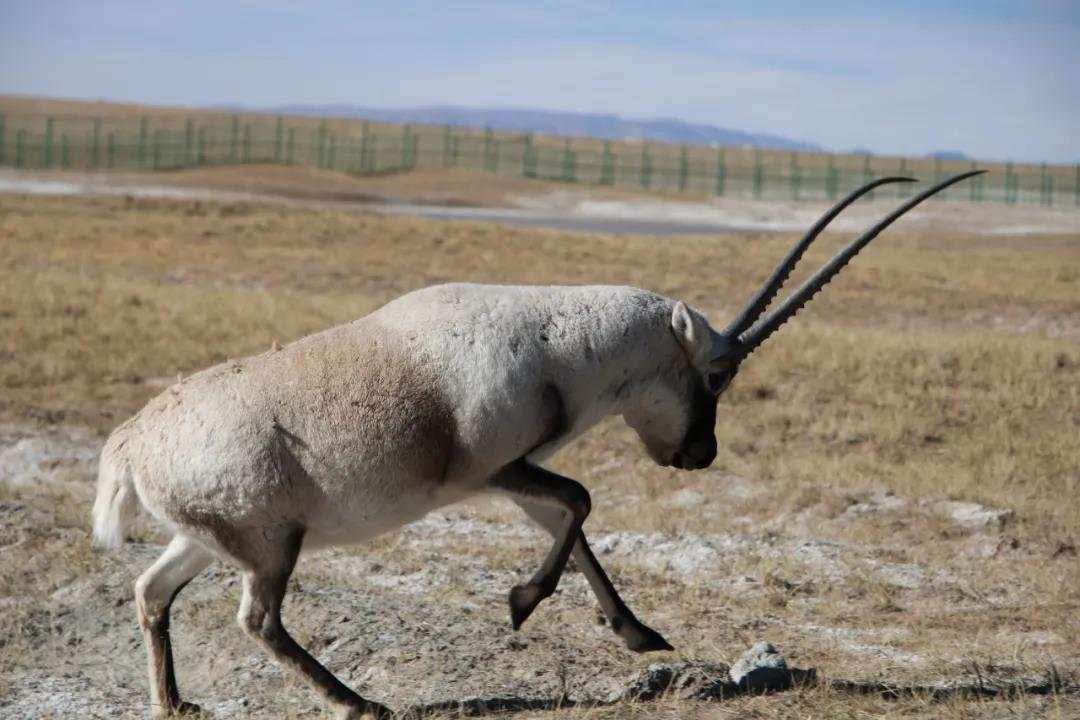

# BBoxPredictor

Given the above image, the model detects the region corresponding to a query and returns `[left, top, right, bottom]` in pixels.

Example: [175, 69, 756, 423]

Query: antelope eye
[706, 371, 729, 394]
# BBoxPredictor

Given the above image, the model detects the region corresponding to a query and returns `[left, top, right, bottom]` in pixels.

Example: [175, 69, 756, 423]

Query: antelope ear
[671, 301, 698, 356]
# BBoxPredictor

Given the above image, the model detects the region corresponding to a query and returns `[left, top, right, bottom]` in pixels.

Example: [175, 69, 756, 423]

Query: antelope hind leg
[235, 525, 392, 720]
[135, 534, 215, 718]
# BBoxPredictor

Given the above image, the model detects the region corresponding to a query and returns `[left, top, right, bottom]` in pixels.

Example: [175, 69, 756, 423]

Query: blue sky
[2, 1, 1077, 163]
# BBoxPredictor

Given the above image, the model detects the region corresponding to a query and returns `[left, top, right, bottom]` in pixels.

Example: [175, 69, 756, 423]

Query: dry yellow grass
[0, 180, 1077, 717]
[2, 187, 1077, 534]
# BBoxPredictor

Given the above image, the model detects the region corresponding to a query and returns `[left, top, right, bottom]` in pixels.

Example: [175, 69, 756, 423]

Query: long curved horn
[722, 176, 915, 337]
[730, 170, 986, 360]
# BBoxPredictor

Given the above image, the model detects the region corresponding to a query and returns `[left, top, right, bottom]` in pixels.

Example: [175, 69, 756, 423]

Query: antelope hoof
[335, 699, 394, 720]
[508, 582, 548, 630]
[615, 617, 674, 653]
[152, 701, 205, 719]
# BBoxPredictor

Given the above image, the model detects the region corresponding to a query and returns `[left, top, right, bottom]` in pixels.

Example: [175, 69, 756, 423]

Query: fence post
[640, 144, 652, 189]
[714, 148, 726, 196]
[1046, 174, 1053, 207]
[313, 121, 325, 168]
[88, 118, 101, 170]
[351, 135, 363, 172]
[358, 122, 369, 170]
[368, 134, 379, 173]
[789, 152, 801, 201]
[44, 116, 55, 168]
[826, 154, 837, 200]
[523, 134, 535, 178]
[491, 139, 500, 174]
[355, 132, 365, 173]
[1004, 162, 1014, 204]
[328, 134, 338, 170]
[106, 132, 116, 169]
[752, 149, 764, 199]
[897, 157, 908, 197]
[933, 157, 946, 200]
[492, 139, 503, 175]
[135, 116, 147, 165]
[599, 141, 614, 185]
[182, 118, 193, 166]
[483, 127, 494, 172]
[284, 127, 295, 165]
[861, 154, 874, 200]
[562, 139, 575, 182]
[15, 129, 25, 168]
[360, 129, 370, 173]
[273, 116, 284, 163]
[196, 127, 207, 165]
[677, 145, 689, 192]
[227, 115, 238, 163]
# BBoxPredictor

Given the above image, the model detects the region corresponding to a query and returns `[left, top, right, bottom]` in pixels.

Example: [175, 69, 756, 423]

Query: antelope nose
[683, 438, 717, 469]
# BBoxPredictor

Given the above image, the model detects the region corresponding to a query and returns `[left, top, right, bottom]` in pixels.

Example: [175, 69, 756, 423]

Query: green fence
[1, 112, 1077, 208]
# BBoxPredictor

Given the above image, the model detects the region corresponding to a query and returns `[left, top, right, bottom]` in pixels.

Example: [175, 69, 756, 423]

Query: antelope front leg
[513, 499, 673, 653]
[489, 460, 590, 630]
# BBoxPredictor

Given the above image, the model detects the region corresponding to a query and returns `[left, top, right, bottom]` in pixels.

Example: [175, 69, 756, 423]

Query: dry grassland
[0, 171, 1078, 718]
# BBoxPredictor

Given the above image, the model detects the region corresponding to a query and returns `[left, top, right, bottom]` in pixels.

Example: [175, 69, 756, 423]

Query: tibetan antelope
[93, 171, 982, 718]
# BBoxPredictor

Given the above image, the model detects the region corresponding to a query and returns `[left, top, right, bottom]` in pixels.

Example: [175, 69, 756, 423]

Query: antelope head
[641, 170, 985, 471]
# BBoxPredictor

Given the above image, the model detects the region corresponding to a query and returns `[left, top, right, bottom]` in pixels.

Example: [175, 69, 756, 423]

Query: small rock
[612, 661, 729, 702]
[938, 501, 1012, 530]
[842, 491, 908, 519]
[729, 641, 785, 682]
[614, 647, 816, 702]
[965, 534, 1020, 558]
[729, 641, 814, 692]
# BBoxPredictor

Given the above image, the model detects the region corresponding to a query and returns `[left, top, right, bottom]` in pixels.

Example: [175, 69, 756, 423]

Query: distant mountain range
[246, 104, 824, 152]
[926, 150, 971, 161]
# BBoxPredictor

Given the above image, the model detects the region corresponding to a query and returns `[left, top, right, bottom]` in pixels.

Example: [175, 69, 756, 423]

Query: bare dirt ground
[3, 164, 1080, 237]
[1, 169, 1078, 718]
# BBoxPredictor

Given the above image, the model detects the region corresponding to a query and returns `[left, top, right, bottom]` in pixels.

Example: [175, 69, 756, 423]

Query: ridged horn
[722, 176, 915, 337]
[729, 170, 986, 360]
